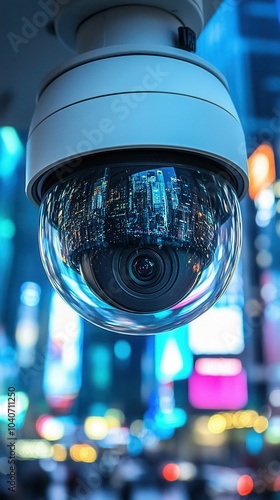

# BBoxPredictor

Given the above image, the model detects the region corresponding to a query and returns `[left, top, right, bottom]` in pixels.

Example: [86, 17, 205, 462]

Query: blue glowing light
[43, 293, 83, 409]
[0, 217, 15, 240]
[114, 340, 131, 361]
[0, 127, 23, 178]
[155, 326, 193, 382]
[155, 408, 187, 429]
[144, 414, 175, 440]
[246, 430, 263, 455]
[90, 344, 112, 390]
[127, 435, 143, 456]
[20, 282, 41, 307]
[0, 392, 29, 429]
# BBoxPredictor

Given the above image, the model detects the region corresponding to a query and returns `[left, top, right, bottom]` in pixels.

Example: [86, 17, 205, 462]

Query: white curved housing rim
[26, 48, 248, 204]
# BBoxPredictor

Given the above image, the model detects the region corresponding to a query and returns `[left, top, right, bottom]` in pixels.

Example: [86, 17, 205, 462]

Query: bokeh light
[237, 474, 254, 496]
[84, 416, 109, 440]
[162, 463, 180, 482]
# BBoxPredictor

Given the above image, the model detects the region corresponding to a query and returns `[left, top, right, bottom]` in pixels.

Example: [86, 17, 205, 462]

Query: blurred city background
[1, 0, 280, 498]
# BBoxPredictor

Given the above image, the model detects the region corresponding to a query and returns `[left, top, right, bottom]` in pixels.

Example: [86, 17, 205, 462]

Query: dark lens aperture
[132, 256, 156, 280]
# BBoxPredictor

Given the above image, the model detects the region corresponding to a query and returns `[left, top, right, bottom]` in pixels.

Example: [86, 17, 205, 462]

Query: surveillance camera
[26, 1, 248, 334]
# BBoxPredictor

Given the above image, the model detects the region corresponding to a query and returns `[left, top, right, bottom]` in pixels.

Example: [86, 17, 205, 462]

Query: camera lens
[127, 249, 165, 288]
[132, 256, 156, 280]
[39, 160, 242, 331]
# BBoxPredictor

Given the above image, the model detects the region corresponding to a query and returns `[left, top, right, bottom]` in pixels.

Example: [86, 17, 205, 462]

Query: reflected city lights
[248, 144, 276, 199]
[0, 126, 23, 178]
[70, 444, 97, 463]
[51, 443, 67, 462]
[162, 463, 180, 482]
[130, 419, 145, 437]
[114, 340, 131, 361]
[264, 417, 280, 444]
[195, 358, 242, 376]
[208, 414, 227, 434]
[207, 410, 265, 433]
[16, 440, 52, 460]
[193, 416, 227, 446]
[127, 435, 143, 456]
[84, 416, 109, 440]
[246, 430, 263, 455]
[269, 388, 280, 407]
[253, 416, 269, 434]
[105, 408, 125, 425]
[20, 282, 41, 307]
[237, 474, 254, 496]
[155, 325, 193, 383]
[0, 217, 15, 239]
[0, 392, 29, 428]
[178, 462, 197, 481]
[36, 415, 64, 441]
[189, 363, 248, 410]
[43, 292, 83, 410]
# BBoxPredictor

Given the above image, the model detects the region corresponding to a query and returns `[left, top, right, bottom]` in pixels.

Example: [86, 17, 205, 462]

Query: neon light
[155, 408, 187, 429]
[189, 306, 244, 355]
[155, 326, 193, 382]
[43, 293, 83, 410]
[90, 345, 112, 389]
[188, 365, 248, 410]
[0, 127, 23, 178]
[248, 144, 276, 199]
[195, 358, 242, 376]
[160, 338, 183, 376]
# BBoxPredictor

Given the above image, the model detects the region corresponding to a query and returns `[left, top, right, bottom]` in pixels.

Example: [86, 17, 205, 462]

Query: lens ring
[112, 246, 175, 296]
[126, 248, 166, 289]
[132, 256, 156, 280]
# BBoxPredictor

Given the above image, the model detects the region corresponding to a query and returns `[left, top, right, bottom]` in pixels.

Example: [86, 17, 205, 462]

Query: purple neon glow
[188, 361, 248, 410]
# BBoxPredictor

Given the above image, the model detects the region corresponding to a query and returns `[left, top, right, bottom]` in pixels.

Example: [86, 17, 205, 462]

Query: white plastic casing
[26, 46, 248, 203]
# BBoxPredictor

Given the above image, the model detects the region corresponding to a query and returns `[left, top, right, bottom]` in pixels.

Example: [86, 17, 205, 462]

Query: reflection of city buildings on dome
[46, 166, 220, 271]
[106, 168, 217, 258]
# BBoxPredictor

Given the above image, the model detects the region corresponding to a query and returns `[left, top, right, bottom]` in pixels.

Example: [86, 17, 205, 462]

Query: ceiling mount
[55, 0, 204, 52]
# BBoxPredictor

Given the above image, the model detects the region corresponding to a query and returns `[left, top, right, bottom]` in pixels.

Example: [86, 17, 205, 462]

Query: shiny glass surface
[39, 164, 242, 334]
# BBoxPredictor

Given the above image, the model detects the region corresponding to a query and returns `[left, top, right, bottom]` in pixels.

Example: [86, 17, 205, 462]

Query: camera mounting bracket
[55, 0, 206, 52]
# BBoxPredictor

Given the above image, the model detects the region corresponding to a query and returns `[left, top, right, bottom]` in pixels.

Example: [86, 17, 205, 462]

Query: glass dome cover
[39, 160, 242, 334]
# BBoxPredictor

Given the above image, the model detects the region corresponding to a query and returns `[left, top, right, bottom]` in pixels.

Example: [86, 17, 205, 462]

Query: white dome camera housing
[26, 0, 248, 334]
